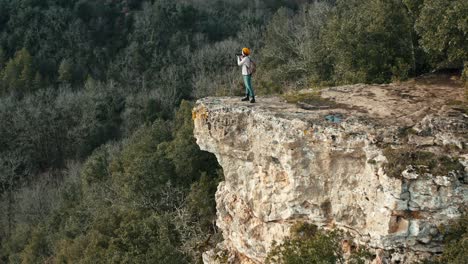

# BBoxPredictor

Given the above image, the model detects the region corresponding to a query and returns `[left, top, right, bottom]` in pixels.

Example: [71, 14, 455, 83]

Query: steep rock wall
[193, 76, 467, 263]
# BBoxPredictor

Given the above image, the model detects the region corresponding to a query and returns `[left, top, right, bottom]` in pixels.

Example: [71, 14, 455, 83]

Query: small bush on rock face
[266, 223, 371, 264]
[383, 148, 464, 178]
[421, 214, 468, 264]
[437, 214, 468, 264]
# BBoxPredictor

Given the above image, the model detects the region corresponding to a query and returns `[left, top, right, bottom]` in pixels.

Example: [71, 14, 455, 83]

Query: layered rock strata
[193, 75, 467, 263]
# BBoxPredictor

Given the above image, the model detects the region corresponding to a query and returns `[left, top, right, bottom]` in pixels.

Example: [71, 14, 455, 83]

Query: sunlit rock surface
[193, 75, 467, 264]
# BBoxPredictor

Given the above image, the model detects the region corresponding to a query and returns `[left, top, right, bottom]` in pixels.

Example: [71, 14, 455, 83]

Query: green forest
[0, 0, 466, 263]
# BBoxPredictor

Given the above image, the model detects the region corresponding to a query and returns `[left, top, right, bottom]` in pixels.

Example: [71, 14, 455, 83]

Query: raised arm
[237, 56, 248, 66]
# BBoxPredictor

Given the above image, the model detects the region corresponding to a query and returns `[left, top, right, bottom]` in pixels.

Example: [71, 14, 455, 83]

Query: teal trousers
[243, 75, 255, 97]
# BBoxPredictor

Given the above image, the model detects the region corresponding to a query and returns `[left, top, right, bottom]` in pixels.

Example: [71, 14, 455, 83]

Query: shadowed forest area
[0, 0, 466, 263]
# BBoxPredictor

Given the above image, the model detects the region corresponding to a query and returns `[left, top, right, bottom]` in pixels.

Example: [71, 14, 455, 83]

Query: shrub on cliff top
[415, 0, 467, 70]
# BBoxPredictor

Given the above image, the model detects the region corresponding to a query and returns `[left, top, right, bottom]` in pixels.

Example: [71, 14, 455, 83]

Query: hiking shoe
[241, 96, 249, 101]
[250, 97, 255, 103]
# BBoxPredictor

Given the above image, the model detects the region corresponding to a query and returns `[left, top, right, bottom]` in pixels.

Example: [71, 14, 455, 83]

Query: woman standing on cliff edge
[237, 47, 256, 103]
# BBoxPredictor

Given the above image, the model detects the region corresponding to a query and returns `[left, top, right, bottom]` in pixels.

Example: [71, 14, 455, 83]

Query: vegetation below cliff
[1, 101, 222, 263]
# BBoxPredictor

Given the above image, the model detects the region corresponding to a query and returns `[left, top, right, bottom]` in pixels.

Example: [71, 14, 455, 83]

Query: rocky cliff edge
[192, 74, 467, 263]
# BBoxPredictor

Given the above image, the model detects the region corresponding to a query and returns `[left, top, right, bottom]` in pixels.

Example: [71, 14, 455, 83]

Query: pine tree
[58, 59, 73, 85]
[1, 48, 35, 96]
[0, 48, 5, 69]
[17, 48, 34, 92]
[1, 57, 20, 95]
[33, 72, 43, 91]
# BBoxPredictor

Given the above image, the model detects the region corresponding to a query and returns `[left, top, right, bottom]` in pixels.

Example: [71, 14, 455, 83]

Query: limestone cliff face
[193, 75, 467, 264]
